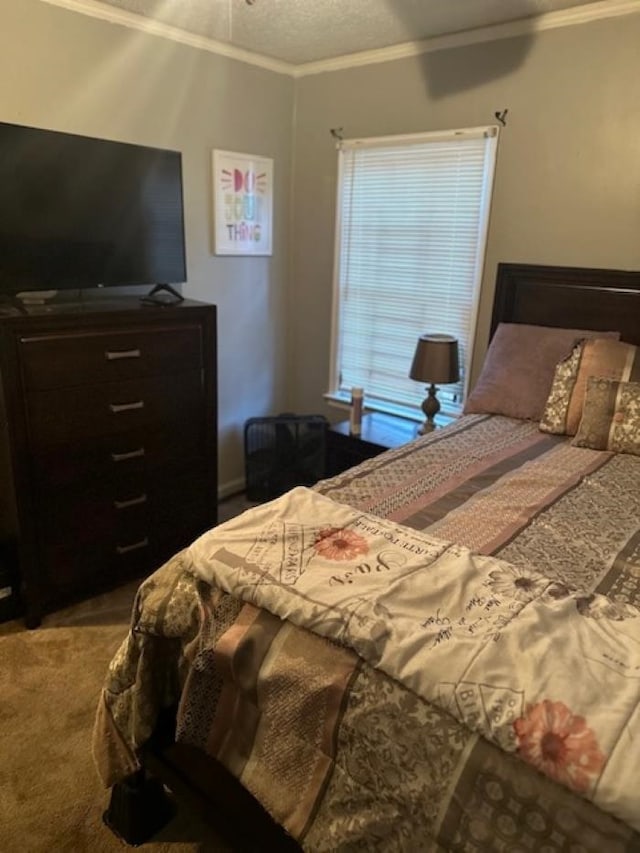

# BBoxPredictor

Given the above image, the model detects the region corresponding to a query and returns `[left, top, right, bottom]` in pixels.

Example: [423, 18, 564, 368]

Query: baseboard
[218, 477, 246, 501]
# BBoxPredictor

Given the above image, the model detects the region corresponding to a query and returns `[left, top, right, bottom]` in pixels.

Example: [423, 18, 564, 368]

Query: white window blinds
[329, 127, 498, 416]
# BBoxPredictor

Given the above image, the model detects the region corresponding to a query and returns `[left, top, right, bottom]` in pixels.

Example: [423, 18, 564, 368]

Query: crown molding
[294, 0, 640, 77]
[40, 0, 640, 79]
[38, 0, 296, 76]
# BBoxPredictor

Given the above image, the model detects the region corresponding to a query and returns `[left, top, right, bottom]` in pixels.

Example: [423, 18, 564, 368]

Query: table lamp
[409, 334, 460, 433]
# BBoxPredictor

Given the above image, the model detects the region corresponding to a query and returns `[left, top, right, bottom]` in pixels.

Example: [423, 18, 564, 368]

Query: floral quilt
[187, 485, 640, 834]
[94, 415, 640, 851]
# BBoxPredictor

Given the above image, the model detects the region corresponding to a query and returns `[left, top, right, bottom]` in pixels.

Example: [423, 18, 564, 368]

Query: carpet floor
[0, 560, 248, 851]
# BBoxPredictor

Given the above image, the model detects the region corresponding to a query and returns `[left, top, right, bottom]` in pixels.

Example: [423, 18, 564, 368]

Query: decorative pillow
[572, 377, 640, 456]
[463, 324, 619, 421]
[540, 339, 640, 436]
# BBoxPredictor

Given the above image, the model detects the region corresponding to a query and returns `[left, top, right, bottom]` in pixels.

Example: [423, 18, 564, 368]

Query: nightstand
[327, 411, 451, 476]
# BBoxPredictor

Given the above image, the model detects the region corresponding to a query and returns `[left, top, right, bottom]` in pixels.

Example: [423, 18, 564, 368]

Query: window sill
[323, 391, 462, 423]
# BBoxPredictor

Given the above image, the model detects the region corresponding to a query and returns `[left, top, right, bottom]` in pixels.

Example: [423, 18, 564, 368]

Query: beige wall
[289, 13, 640, 416]
[0, 0, 294, 494]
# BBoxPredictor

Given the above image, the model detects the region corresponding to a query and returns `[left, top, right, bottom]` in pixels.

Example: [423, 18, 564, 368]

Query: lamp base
[419, 383, 440, 434]
[417, 420, 436, 435]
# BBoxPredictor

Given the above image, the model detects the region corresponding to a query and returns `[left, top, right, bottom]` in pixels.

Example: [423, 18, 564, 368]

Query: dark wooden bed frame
[104, 262, 640, 849]
[491, 262, 640, 345]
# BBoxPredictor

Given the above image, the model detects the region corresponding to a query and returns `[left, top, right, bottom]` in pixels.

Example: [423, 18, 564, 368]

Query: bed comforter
[94, 415, 640, 851]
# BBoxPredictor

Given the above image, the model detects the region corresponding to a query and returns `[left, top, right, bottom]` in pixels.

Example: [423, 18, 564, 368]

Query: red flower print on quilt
[314, 527, 369, 561]
[514, 698, 605, 793]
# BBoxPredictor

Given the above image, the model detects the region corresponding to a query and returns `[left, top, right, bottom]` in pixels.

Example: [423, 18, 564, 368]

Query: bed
[93, 262, 640, 851]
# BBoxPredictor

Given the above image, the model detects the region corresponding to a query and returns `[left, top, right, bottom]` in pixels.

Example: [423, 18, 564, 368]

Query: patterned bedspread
[93, 415, 640, 850]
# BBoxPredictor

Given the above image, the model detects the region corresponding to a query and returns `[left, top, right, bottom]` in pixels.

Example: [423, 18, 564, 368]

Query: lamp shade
[409, 334, 460, 385]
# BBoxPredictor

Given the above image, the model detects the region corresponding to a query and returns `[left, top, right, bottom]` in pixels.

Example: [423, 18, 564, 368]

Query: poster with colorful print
[212, 149, 273, 255]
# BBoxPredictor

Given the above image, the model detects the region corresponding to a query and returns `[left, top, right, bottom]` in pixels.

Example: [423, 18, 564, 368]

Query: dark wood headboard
[491, 263, 640, 346]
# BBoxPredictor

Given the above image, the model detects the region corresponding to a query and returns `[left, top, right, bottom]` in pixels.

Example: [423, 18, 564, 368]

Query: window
[328, 126, 499, 418]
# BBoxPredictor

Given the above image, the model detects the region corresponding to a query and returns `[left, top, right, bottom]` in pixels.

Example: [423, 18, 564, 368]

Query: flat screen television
[0, 121, 187, 296]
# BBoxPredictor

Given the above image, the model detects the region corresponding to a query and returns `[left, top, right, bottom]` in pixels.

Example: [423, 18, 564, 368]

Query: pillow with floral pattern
[572, 377, 640, 456]
[540, 338, 640, 436]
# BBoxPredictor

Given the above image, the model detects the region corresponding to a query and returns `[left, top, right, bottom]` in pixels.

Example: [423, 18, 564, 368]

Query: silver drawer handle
[105, 348, 141, 361]
[116, 537, 149, 555]
[111, 447, 145, 462]
[109, 400, 145, 414]
[114, 493, 147, 510]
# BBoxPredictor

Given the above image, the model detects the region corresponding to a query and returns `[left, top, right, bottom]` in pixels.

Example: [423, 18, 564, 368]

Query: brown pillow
[540, 339, 640, 436]
[572, 377, 640, 456]
[463, 324, 620, 421]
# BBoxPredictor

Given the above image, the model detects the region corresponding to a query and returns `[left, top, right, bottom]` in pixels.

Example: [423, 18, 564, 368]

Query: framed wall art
[212, 149, 273, 256]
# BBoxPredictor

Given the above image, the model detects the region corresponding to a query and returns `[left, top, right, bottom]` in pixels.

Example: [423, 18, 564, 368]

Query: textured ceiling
[91, 0, 606, 65]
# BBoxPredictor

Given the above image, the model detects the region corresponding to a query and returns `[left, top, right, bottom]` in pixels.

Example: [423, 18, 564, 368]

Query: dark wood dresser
[0, 297, 217, 627]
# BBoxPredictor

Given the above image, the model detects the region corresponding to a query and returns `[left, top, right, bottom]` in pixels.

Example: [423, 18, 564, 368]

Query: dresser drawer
[40, 531, 154, 592]
[27, 371, 204, 447]
[36, 471, 211, 589]
[31, 425, 205, 489]
[19, 324, 203, 390]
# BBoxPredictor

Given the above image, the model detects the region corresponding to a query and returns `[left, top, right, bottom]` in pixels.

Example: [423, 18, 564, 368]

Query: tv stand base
[141, 283, 184, 306]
